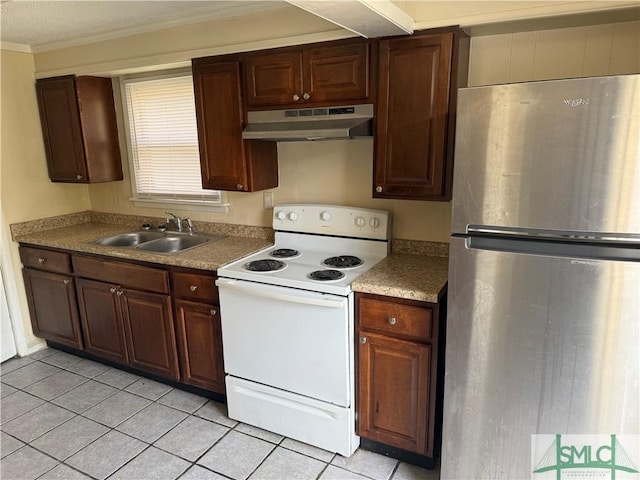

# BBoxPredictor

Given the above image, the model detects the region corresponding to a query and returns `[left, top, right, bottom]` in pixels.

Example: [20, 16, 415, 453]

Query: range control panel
[273, 204, 391, 240]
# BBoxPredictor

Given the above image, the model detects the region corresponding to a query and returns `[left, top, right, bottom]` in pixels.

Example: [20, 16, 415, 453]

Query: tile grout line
[3, 350, 437, 480]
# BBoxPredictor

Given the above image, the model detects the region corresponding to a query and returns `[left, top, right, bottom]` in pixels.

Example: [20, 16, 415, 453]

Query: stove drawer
[226, 375, 358, 457]
[357, 296, 432, 341]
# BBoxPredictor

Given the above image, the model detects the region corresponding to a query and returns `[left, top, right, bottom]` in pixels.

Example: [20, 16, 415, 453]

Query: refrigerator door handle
[466, 225, 640, 243]
[465, 235, 640, 262]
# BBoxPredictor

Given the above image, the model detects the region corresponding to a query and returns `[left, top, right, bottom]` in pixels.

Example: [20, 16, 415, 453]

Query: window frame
[119, 69, 228, 213]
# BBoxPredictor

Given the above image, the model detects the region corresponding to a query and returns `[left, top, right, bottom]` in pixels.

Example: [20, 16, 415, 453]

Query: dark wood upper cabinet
[243, 51, 303, 108]
[374, 29, 469, 201]
[35, 75, 123, 183]
[243, 39, 373, 109]
[192, 57, 278, 192]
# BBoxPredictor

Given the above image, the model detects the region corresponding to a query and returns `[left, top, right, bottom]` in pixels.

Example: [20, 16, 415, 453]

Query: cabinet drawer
[172, 271, 219, 303]
[73, 255, 169, 294]
[358, 297, 432, 341]
[20, 246, 71, 274]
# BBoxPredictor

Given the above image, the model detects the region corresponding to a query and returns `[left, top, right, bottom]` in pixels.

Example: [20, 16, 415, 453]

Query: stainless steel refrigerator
[442, 74, 640, 479]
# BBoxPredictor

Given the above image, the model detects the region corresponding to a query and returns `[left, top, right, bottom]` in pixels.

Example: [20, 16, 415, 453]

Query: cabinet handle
[302, 92, 310, 100]
[359, 337, 367, 344]
[63, 279, 70, 285]
[388, 317, 397, 325]
[189, 285, 198, 292]
[116, 289, 124, 296]
[237, 184, 244, 190]
[376, 186, 383, 193]
[76, 174, 83, 180]
[210, 308, 217, 316]
[38, 257, 46, 264]
[293, 94, 300, 101]
[110, 287, 117, 294]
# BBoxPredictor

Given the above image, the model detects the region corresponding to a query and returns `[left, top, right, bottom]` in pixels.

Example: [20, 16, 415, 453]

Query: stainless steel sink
[136, 234, 211, 254]
[94, 231, 223, 254]
[95, 231, 165, 247]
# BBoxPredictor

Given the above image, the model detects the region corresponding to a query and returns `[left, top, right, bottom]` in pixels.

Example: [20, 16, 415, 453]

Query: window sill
[129, 197, 229, 214]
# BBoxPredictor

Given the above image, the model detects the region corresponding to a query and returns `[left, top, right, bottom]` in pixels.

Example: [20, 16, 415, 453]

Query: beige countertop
[14, 216, 449, 301]
[15, 222, 272, 271]
[352, 253, 449, 303]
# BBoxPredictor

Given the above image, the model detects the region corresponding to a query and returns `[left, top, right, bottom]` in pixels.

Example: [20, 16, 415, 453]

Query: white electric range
[216, 204, 391, 457]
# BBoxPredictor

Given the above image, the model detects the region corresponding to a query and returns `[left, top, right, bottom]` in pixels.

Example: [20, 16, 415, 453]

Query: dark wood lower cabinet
[73, 254, 178, 377]
[356, 292, 444, 466]
[20, 247, 223, 396]
[358, 332, 430, 453]
[22, 268, 83, 349]
[121, 288, 179, 380]
[174, 299, 225, 393]
[76, 278, 129, 365]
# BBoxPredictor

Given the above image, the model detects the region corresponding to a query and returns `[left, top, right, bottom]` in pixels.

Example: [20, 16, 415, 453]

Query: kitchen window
[121, 70, 228, 212]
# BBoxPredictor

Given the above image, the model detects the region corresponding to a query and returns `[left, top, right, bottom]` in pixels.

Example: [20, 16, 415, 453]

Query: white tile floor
[1, 348, 439, 480]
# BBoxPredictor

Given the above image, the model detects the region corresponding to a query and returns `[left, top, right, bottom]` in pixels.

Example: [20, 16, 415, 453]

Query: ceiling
[1, 0, 416, 53]
[0, 1, 288, 52]
[2, 1, 638, 54]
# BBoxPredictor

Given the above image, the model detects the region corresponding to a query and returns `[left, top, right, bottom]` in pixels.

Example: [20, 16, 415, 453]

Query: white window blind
[122, 73, 224, 206]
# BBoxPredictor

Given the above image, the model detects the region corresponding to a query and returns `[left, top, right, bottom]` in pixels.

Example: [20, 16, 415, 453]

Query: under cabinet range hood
[242, 104, 373, 141]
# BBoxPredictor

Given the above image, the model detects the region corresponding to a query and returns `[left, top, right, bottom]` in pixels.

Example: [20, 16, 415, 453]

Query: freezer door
[451, 74, 640, 235]
[442, 237, 640, 479]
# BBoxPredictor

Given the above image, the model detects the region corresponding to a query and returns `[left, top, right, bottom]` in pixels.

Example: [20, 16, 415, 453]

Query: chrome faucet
[165, 212, 183, 232]
[165, 212, 194, 234]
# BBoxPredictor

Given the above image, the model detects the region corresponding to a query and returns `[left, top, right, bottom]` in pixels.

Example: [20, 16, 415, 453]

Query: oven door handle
[216, 278, 347, 308]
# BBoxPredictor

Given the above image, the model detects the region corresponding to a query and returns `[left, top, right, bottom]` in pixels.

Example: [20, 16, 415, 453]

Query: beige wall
[89, 138, 454, 242]
[396, 1, 637, 29]
[469, 21, 640, 86]
[1, 50, 92, 350]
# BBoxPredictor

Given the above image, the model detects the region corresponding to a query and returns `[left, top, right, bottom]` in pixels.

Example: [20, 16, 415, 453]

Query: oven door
[216, 277, 352, 407]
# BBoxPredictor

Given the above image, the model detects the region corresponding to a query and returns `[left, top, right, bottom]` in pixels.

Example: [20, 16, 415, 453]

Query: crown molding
[0, 42, 32, 54]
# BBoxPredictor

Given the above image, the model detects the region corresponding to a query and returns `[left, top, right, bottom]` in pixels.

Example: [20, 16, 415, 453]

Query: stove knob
[275, 211, 286, 221]
[320, 211, 331, 221]
[369, 217, 380, 229]
[288, 212, 298, 221]
[355, 216, 365, 227]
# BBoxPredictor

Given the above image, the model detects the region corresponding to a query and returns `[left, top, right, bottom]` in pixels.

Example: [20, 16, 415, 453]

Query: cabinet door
[36, 76, 88, 182]
[193, 59, 278, 192]
[374, 33, 454, 200]
[244, 51, 303, 108]
[75, 77, 123, 183]
[76, 278, 128, 364]
[120, 288, 179, 380]
[174, 300, 225, 393]
[303, 42, 370, 105]
[358, 331, 431, 455]
[193, 60, 247, 191]
[22, 269, 83, 349]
